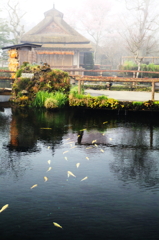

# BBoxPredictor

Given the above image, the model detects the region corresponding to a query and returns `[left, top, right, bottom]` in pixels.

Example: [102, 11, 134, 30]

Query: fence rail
[1, 68, 159, 100]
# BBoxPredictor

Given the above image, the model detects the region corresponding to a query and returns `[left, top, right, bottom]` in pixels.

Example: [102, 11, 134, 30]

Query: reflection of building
[8, 112, 37, 152]
[20, 5, 92, 69]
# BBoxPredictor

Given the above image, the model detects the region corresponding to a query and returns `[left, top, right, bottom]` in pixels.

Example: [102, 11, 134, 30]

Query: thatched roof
[21, 6, 92, 50]
[2, 43, 42, 50]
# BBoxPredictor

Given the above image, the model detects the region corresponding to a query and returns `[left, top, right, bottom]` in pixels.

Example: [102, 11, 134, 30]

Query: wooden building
[20, 5, 92, 69]
[2, 43, 42, 77]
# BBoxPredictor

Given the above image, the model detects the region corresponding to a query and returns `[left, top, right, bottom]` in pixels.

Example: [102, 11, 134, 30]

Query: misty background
[1, 0, 159, 69]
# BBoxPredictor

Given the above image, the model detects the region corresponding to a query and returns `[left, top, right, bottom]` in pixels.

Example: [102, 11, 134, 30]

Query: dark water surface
[0, 108, 159, 240]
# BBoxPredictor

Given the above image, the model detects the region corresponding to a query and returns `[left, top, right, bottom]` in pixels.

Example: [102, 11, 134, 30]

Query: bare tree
[101, 33, 126, 69]
[120, 0, 159, 77]
[76, 0, 112, 64]
[6, 0, 26, 44]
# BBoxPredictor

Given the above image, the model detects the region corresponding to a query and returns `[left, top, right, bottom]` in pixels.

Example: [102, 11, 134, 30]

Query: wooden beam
[78, 80, 81, 94]
[75, 77, 159, 83]
[152, 82, 155, 101]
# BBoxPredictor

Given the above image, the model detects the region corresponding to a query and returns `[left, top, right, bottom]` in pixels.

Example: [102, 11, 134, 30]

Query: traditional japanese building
[20, 5, 92, 69]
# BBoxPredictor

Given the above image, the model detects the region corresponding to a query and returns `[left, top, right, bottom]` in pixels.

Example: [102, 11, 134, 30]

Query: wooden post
[152, 81, 155, 101]
[78, 80, 81, 94]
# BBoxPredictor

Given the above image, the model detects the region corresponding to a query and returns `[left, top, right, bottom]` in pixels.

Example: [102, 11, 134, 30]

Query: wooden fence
[1, 68, 159, 100]
[67, 69, 159, 101]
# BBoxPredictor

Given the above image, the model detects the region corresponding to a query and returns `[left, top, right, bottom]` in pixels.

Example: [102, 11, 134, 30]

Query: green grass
[70, 85, 84, 95]
[32, 91, 68, 108]
[53, 91, 68, 107]
[84, 84, 152, 92]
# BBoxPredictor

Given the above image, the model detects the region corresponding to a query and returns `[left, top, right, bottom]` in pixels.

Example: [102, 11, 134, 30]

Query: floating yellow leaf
[64, 157, 68, 161]
[66, 138, 70, 141]
[103, 121, 108, 124]
[76, 163, 80, 168]
[70, 146, 77, 149]
[30, 184, 38, 189]
[86, 147, 92, 149]
[109, 138, 112, 141]
[48, 146, 50, 149]
[81, 176, 88, 181]
[92, 140, 97, 144]
[65, 142, 74, 145]
[44, 176, 48, 182]
[67, 171, 76, 178]
[63, 151, 69, 154]
[47, 167, 52, 172]
[48, 160, 51, 165]
[53, 222, 63, 229]
[0, 204, 9, 213]
[94, 144, 98, 147]
[100, 149, 104, 152]
[86, 157, 89, 160]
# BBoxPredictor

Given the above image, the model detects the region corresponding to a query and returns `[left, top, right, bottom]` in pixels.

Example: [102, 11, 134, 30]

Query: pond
[1, 107, 159, 240]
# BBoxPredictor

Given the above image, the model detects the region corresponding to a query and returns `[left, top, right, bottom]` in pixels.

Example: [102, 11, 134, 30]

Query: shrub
[15, 69, 22, 78]
[12, 77, 31, 94]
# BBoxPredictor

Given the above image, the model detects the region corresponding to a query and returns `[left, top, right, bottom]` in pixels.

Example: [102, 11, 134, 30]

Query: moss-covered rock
[12, 63, 71, 107]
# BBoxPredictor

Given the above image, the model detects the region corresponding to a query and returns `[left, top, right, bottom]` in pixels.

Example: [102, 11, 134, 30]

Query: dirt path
[85, 89, 159, 101]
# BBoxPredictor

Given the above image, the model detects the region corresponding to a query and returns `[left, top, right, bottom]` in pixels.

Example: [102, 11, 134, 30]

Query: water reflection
[1, 108, 159, 239]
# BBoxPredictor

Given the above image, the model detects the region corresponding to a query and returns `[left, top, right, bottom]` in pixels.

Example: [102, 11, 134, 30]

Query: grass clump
[53, 92, 68, 107]
[32, 91, 50, 108]
[132, 101, 143, 106]
[32, 91, 68, 109]
[44, 98, 58, 109]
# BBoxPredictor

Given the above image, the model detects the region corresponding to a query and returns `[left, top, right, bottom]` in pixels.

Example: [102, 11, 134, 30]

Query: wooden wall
[19, 49, 37, 65]
[19, 50, 74, 67]
[36, 54, 73, 67]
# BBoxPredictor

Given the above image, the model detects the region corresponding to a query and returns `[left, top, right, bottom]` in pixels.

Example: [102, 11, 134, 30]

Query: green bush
[70, 85, 84, 95]
[121, 61, 159, 78]
[15, 69, 22, 78]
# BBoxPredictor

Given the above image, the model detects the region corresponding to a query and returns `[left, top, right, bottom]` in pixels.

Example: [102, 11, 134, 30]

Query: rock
[21, 90, 28, 95]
